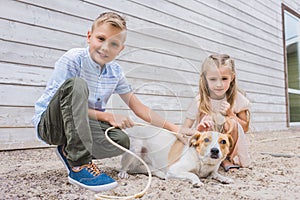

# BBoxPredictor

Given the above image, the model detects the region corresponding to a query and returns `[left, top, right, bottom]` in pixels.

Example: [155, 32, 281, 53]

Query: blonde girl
[183, 54, 251, 171]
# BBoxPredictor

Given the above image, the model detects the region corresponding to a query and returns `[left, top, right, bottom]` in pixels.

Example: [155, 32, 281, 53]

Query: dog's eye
[204, 138, 210, 142]
[220, 140, 226, 144]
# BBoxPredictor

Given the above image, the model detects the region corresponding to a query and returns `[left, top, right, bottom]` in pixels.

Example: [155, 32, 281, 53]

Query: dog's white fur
[118, 126, 233, 187]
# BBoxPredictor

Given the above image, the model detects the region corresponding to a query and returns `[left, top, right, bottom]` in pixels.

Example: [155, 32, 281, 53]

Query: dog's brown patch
[168, 140, 185, 166]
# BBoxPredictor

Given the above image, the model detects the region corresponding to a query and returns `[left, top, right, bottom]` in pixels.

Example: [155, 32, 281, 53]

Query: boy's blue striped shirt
[32, 47, 132, 128]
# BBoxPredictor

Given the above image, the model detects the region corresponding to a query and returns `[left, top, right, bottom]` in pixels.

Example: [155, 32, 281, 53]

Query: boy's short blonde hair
[91, 12, 127, 32]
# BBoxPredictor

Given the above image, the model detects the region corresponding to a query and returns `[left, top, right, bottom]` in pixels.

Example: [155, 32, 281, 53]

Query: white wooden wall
[1, 0, 299, 150]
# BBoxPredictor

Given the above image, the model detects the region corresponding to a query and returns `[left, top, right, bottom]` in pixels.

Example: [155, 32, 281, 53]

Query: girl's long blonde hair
[198, 54, 237, 117]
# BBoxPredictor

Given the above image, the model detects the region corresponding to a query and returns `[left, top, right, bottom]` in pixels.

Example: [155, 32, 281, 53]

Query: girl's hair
[91, 12, 127, 32]
[198, 54, 237, 115]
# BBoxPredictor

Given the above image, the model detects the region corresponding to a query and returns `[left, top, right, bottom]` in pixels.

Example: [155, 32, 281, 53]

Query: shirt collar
[85, 46, 107, 70]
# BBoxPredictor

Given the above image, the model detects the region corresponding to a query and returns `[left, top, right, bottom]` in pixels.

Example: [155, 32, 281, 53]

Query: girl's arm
[234, 110, 250, 132]
[220, 101, 250, 132]
[182, 118, 195, 128]
[226, 109, 249, 132]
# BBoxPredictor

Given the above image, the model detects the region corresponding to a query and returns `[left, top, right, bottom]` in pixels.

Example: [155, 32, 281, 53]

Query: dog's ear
[188, 132, 201, 147]
[227, 134, 234, 151]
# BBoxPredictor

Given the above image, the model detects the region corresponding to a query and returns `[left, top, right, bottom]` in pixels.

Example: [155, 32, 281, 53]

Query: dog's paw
[221, 177, 234, 184]
[118, 170, 129, 179]
[192, 181, 204, 188]
[217, 176, 234, 184]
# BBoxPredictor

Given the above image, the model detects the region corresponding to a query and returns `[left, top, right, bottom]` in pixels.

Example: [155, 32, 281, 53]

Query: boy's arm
[119, 92, 179, 132]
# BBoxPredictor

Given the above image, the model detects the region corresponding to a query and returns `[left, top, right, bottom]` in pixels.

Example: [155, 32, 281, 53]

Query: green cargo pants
[38, 77, 130, 167]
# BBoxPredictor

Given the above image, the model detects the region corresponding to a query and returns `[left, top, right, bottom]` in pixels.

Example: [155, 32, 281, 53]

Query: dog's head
[189, 131, 233, 163]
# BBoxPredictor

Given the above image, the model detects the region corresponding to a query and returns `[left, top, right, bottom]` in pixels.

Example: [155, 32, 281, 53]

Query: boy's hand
[109, 114, 135, 129]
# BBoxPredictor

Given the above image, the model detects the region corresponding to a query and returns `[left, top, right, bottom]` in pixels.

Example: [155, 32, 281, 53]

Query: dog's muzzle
[210, 148, 220, 159]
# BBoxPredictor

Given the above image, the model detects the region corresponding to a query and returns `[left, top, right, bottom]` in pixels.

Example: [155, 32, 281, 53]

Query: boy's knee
[118, 132, 130, 150]
[63, 77, 88, 96]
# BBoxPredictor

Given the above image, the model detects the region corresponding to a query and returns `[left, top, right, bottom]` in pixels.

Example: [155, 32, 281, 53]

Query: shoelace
[82, 162, 101, 176]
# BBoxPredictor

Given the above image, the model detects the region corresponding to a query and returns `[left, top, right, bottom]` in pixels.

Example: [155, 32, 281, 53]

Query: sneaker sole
[55, 147, 70, 174]
[68, 176, 118, 192]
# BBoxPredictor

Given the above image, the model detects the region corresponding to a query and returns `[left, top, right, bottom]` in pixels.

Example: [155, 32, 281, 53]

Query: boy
[32, 12, 179, 192]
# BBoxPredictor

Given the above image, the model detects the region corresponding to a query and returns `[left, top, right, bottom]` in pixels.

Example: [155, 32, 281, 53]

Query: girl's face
[87, 22, 125, 67]
[205, 65, 234, 99]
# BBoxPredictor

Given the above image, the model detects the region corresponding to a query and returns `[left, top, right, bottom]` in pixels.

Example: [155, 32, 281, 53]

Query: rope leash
[94, 122, 179, 200]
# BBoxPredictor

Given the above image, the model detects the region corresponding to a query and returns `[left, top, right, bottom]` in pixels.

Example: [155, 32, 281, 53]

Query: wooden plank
[106, 109, 187, 125]
[16, 0, 104, 21]
[124, 31, 206, 64]
[0, 61, 198, 96]
[0, 94, 287, 128]
[0, 1, 206, 64]
[0, 40, 64, 68]
[0, 39, 200, 78]
[0, 18, 86, 50]
[134, 0, 282, 56]
[0, 84, 195, 108]
[249, 122, 287, 132]
[0, 107, 34, 128]
[0, 83, 287, 112]
[236, 60, 284, 79]
[250, 103, 286, 113]
[1, 0, 90, 36]
[0, 106, 186, 128]
[237, 70, 285, 88]
[0, 84, 42, 106]
[239, 81, 285, 96]
[127, 78, 197, 98]
[0, 62, 52, 86]
[218, 0, 278, 28]
[0, 0, 294, 149]
[120, 62, 199, 85]
[16, 0, 284, 69]
[86, 0, 283, 66]
[106, 94, 194, 111]
[251, 113, 286, 123]
[119, 47, 200, 73]
[200, 0, 280, 39]
[0, 128, 48, 150]
[246, 93, 286, 104]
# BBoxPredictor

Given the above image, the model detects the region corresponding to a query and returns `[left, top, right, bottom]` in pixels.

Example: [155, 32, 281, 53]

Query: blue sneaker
[55, 145, 71, 174]
[68, 162, 118, 192]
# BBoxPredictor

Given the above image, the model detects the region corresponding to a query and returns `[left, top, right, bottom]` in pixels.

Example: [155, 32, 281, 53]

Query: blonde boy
[32, 12, 178, 192]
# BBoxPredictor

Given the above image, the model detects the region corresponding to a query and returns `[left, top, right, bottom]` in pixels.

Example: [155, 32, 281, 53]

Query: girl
[183, 54, 251, 171]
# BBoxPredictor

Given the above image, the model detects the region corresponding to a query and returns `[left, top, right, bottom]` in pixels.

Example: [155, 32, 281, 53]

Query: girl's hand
[197, 115, 214, 132]
[220, 101, 234, 116]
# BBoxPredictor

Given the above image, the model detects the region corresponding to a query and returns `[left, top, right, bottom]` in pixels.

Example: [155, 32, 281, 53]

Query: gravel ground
[1, 128, 300, 200]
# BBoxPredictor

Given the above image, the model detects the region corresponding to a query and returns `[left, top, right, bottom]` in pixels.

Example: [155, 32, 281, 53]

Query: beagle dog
[118, 126, 234, 187]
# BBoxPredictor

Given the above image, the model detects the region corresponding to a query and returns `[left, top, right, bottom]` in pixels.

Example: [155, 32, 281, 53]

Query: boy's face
[87, 22, 125, 67]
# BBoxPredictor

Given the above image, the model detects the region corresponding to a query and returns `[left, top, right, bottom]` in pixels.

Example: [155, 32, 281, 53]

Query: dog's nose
[211, 148, 219, 155]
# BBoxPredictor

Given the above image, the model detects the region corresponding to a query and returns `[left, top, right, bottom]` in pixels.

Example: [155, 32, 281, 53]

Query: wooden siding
[1, 0, 299, 150]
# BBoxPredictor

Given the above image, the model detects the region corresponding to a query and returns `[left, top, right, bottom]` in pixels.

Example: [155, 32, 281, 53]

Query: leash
[94, 122, 179, 200]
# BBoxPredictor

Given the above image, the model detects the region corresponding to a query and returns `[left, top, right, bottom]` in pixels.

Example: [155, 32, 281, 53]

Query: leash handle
[95, 123, 153, 200]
